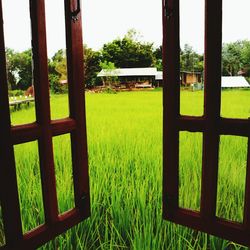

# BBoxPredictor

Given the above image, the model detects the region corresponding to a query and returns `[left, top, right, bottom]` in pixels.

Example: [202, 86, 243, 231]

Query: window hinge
[71, 0, 80, 22]
[164, 0, 172, 19]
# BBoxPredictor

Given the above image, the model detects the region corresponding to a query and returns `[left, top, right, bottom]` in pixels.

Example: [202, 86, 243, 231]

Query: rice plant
[0, 89, 249, 249]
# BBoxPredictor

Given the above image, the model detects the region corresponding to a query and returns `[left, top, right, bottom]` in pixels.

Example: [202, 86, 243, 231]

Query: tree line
[5, 29, 250, 93]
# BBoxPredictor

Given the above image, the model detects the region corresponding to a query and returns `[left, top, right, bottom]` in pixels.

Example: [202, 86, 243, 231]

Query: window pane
[14, 141, 44, 233]
[180, 0, 205, 117]
[53, 134, 74, 214]
[45, 0, 69, 120]
[217, 136, 248, 222]
[2, 0, 36, 125]
[179, 132, 202, 211]
[0, 202, 5, 247]
[221, 0, 250, 119]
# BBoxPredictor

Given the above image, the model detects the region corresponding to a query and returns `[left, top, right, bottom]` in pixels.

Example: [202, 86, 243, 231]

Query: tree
[48, 59, 61, 94]
[240, 40, 250, 76]
[99, 61, 118, 86]
[48, 49, 67, 93]
[83, 45, 101, 87]
[51, 49, 67, 81]
[52, 49, 64, 62]
[222, 41, 242, 76]
[6, 48, 17, 90]
[153, 45, 163, 71]
[101, 29, 155, 68]
[6, 48, 32, 90]
[180, 44, 203, 72]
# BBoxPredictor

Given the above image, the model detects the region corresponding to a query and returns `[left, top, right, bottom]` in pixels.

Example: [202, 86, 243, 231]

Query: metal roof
[97, 67, 158, 77]
[221, 76, 250, 88]
[155, 71, 163, 80]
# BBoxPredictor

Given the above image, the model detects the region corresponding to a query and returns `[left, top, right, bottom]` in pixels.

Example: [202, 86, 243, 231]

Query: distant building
[154, 70, 203, 87]
[97, 67, 203, 88]
[97, 67, 157, 88]
[221, 76, 250, 88]
[155, 71, 163, 87]
[180, 71, 202, 86]
[59, 79, 68, 85]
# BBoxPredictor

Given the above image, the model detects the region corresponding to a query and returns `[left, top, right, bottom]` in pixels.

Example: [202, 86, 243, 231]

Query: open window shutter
[162, 0, 250, 247]
[0, 0, 90, 248]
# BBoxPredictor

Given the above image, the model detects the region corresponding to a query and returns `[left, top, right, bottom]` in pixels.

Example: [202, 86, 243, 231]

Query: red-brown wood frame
[162, 0, 250, 247]
[0, 0, 90, 249]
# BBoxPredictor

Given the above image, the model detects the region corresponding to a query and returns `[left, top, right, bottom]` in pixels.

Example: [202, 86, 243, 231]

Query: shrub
[102, 87, 117, 94]
[8, 89, 25, 97]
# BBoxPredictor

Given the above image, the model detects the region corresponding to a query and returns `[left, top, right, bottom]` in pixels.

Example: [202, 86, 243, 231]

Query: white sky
[2, 0, 250, 58]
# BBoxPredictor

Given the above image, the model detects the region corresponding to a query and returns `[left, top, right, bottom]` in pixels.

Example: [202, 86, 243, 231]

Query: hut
[155, 70, 203, 88]
[97, 67, 158, 88]
[180, 71, 202, 86]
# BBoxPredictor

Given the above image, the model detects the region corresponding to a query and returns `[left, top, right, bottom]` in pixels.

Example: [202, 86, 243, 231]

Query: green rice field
[1, 89, 250, 249]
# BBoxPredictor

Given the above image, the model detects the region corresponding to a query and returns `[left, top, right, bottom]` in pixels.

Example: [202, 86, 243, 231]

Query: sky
[2, 0, 250, 58]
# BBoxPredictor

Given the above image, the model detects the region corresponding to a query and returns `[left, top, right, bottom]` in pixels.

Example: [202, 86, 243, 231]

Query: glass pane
[179, 132, 202, 211]
[221, 0, 250, 119]
[2, 0, 36, 125]
[0, 202, 5, 247]
[14, 141, 44, 233]
[53, 134, 74, 214]
[45, 0, 69, 120]
[217, 136, 248, 223]
[180, 0, 205, 116]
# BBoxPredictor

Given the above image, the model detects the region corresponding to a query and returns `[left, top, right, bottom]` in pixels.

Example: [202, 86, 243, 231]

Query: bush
[49, 74, 68, 94]
[102, 87, 117, 94]
[8, 89, 25, 97]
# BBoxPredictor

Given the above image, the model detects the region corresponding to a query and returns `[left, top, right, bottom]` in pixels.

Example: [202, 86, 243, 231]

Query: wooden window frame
[1, 0, 249, 248]
[162, 0, 250, 247]
[0, 0, 90, 249]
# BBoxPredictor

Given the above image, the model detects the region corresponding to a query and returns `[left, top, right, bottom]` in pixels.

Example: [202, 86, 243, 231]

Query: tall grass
[1, 89, 249, 249]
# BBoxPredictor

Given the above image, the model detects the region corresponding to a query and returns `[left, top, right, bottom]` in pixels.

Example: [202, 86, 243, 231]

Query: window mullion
[162, 0, 180, 218]
[200, 0, 223, 220]
[30, 0, 59, 224]
[64, 0, 90, 214]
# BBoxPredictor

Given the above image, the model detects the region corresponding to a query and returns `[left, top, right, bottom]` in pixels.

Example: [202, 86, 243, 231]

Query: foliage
[153, 45, 163, 71]
[101, 29, 155, 68]
[83, 45, 102, 88]
[102, 86, 117, 94]
[52, 49, 64, 63]
[51, 49, 67, 81]
[240, 40, 250, 76]
[6, 48, 32, 90]
[180, 44, 204, 72]
[99, 60, 119, 87]
[48, 50, 67, 94]
[55, 58, 67, 81]
[48, 73, 63, 94]
[222, 41, 242, 76]
[7, 90, 250, 249]
[221, 40, 250, 77]
[6, 48, 16, 90]
[152, 44, 205, 73]
[8, 89, 25, 97]
[49, 47, 102, 90]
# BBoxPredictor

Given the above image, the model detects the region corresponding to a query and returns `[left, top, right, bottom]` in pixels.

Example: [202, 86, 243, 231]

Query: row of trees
[5, 29, 250, 92]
